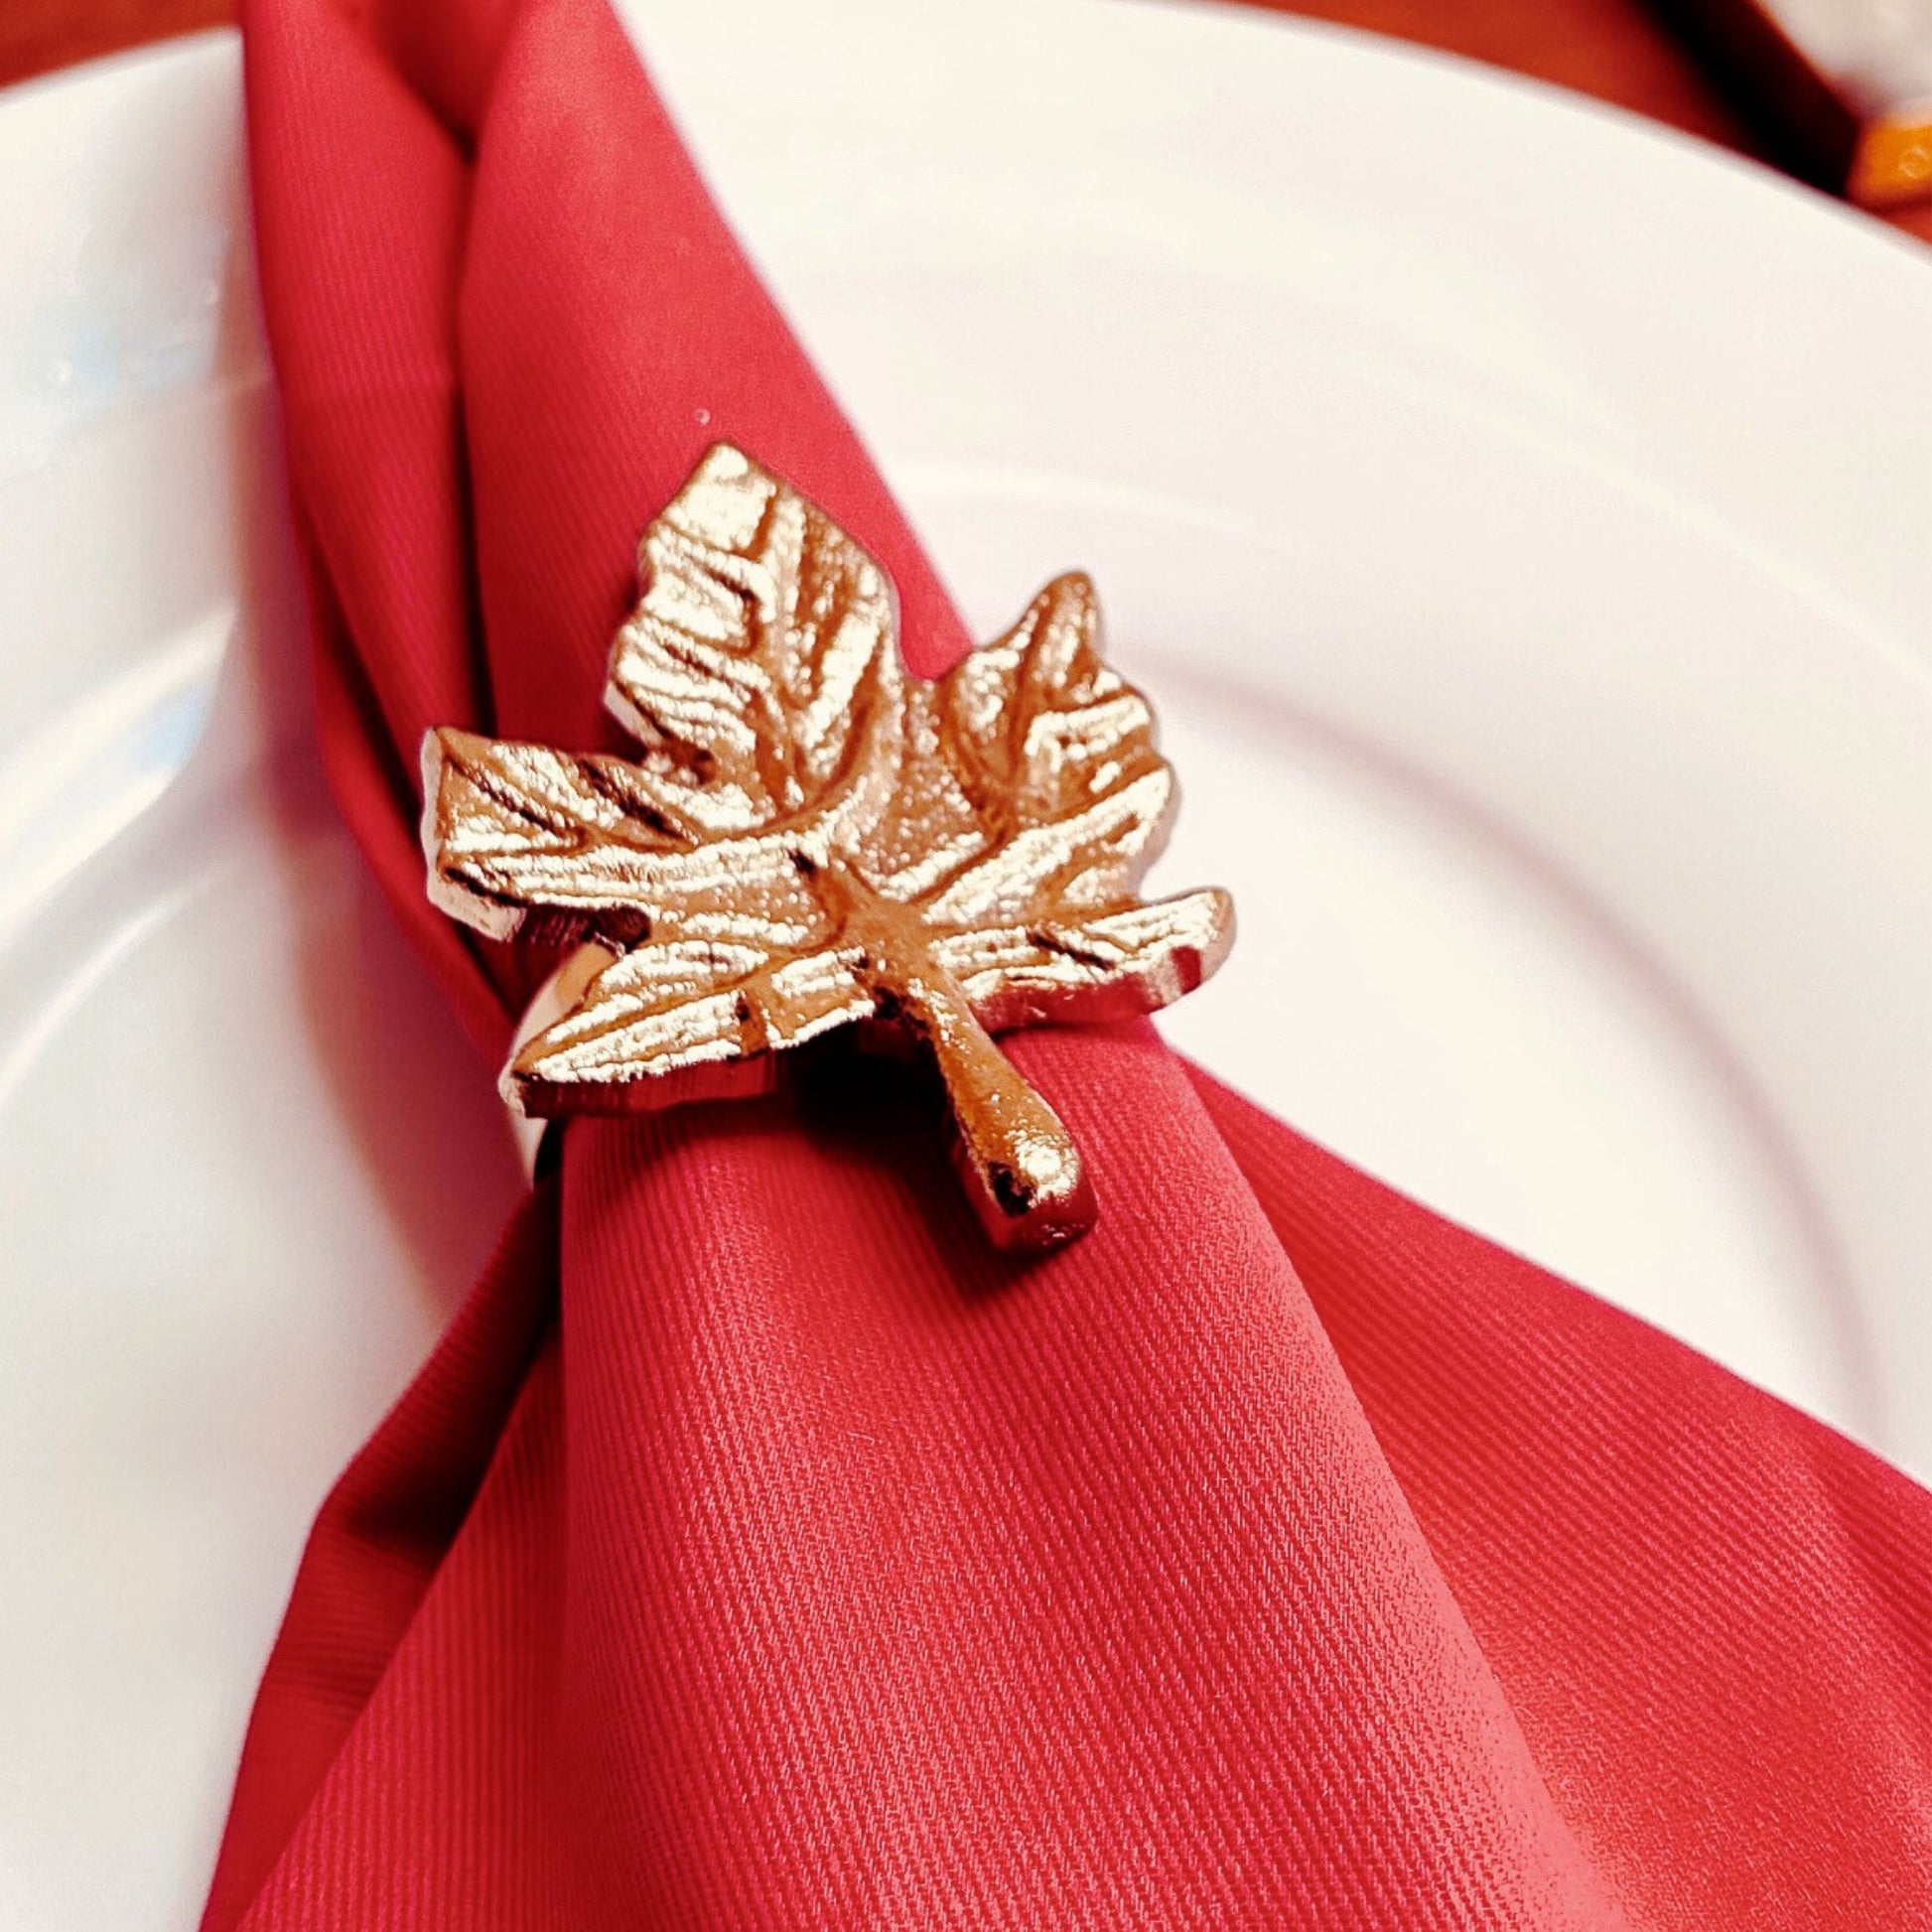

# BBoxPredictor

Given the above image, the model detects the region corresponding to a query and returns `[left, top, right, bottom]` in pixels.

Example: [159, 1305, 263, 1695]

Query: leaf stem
[899, 965, 1095, 1252]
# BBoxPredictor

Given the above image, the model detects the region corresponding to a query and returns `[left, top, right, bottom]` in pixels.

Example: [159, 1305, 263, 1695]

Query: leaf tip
[418, 726, 531, 944]
[1196, 885, 1238, 981]
[418, 725, 465, 871]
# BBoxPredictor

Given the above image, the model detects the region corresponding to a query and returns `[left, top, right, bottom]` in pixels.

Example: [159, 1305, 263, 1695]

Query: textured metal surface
[422, 444, 1233, 1249]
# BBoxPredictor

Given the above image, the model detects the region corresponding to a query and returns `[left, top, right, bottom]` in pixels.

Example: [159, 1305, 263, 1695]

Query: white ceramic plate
[3, 5, 1929, 1922]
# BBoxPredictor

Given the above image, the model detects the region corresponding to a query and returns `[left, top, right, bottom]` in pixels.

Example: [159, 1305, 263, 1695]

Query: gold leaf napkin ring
[421, 445, 1233, 1252]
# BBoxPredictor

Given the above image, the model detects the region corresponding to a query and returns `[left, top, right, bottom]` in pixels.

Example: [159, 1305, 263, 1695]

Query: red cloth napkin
[207, 0, 1932, 1924]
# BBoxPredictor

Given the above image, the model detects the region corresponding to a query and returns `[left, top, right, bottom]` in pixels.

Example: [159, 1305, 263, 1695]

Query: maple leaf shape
[422, 445, 1233, 1249]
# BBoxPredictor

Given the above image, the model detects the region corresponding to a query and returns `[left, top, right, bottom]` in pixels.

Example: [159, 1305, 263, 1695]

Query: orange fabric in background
[2, 0, 1928, 241]
[0, 0, 228, 86]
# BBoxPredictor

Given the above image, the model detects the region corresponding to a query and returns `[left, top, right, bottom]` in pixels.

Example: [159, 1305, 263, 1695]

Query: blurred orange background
[1, 0, 1926, 242]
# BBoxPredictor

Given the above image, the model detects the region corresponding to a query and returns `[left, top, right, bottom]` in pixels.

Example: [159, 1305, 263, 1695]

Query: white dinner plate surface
[2, 5, 1930, 1923]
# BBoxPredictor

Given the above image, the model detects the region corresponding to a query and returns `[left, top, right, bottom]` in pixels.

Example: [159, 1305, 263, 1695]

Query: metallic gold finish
[422, 445, 1233, 1250]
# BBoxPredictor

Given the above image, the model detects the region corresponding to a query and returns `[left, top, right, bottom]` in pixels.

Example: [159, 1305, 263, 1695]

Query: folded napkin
[206, 0, 1932, 1924]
